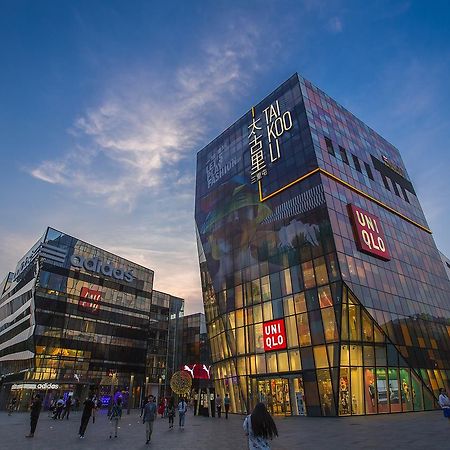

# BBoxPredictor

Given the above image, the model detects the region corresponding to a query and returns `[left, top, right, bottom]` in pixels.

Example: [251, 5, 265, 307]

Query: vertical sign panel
[348, 204, 390, 261]
[263, 319, 287, 352]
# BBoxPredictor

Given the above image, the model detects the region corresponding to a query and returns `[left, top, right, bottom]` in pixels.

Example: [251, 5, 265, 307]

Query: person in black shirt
[25, 394, 42, 438]
[78, 396, 95, 438]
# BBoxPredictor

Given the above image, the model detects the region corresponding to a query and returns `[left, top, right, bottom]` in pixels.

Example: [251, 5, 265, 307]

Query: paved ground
[1, 409, 449, 450]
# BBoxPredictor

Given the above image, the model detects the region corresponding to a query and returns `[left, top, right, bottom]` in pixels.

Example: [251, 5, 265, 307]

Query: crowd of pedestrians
[15, 389, 282, 448]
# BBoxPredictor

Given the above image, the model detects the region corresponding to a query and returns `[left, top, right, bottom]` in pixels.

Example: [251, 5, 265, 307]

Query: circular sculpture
[170, 370, 192, 395]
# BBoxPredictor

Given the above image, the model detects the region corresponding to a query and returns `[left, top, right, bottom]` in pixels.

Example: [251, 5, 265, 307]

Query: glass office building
[0, 227, 178, 411]
[195, 74, 450, 416]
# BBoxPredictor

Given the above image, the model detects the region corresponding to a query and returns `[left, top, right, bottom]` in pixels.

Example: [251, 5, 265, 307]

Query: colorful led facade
[195, 74, 450, 417]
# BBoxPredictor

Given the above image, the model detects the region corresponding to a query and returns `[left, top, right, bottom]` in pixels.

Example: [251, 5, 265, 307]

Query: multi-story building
[0, 227, 183, 411]
[195, 73, 450, 417]
[147, 290, 184, 399]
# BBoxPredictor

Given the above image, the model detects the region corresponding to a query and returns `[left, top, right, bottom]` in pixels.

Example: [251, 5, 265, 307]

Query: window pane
[314, 257, 329, 286]
[318, 286, 333, 308]
[302, 261, 316, 288]
[297, 313, 311, 346]
[283, 295, 295, 316]
[314, 345, 329, 368]
[286, 315, 299, 348]
[289, 349, 302, 371]
[263, 301, 273, 321]
[266, 353, 277, 373]
[294, 292, 307, 313]
[364, 368, 377, 414]
[339, 368, 351, 415]
[351, 367, 364, 414]
[277, 351, 289, 372]
[322, 307, 338, 342]
[376, 368, 389, 413]
[317, 368, 336, 416]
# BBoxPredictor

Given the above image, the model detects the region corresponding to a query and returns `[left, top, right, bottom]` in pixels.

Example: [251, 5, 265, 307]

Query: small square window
[324, 136, 335, 156]
[339, 146, 349, 165]
[352, 154, 362, 172]
[364, 162, 374, 180]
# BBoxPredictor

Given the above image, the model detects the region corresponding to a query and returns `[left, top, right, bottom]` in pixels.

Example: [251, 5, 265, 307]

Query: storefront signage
[11, 383, 59, 390]
[70, 255, 134, 282]
[263, 319, 287, 352]
[206, 143, 239, 189]
[249, 100, 293, 183]
[382, 154, 405, 177]
[348, 204, 390, 261]
[79, 287, 101, 313]
[182, 364, 211, 380]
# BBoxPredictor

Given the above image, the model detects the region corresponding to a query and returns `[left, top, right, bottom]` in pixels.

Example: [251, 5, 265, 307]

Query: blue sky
[0, 1, 449, 313]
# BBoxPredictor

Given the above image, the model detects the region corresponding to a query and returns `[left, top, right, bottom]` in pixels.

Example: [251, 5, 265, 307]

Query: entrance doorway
[255, 376, 306, 416]
[257, 378, 290, 415]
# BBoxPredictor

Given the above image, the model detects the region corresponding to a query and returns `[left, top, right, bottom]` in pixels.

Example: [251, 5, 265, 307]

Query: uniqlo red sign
[79, 287, 101, 314]
[263, 319, 287, 352]
[348, 204, 390, 261]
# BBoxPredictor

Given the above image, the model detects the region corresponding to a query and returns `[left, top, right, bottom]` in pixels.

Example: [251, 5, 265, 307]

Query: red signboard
[182, 364, 211, 380]
[79, 287, 101, 314]
[263, 319, 287, 352]
[347, 204, 390, 261]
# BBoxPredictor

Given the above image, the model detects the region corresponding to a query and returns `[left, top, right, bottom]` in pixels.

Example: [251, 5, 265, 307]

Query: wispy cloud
[29, 23, 264, 208]
[25, 20, 277, 312]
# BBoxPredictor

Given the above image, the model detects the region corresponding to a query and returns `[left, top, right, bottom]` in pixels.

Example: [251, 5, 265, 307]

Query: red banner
[263, 319, 287, 352]
[79, 287, 101, 314]
[348, 204, 390, 261]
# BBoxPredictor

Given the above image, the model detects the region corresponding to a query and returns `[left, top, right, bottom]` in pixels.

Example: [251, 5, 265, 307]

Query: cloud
[24, 20, 278, 313]
[29, 23, 264, 209]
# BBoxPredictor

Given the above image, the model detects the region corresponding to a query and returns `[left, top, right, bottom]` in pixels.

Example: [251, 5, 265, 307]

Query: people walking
[78, 395, 96, 438]
[224, 393, 230, 419]
[143, 394, 157, 445]
[178, 397, 187, 428]
[167, 398, 175, 428]
[109, 397, 123, 438]
[61, 395, 72, 420]
[8, 397, 17, 416]
[25, 394, 42, 438]
[54, 396, 65, 419]
[243, 402, 278, 450]
[216, 393, 222, 418]
[158, 399, 165, 418]
[438, 388, 450, 419]
[140, 396, 149, 417]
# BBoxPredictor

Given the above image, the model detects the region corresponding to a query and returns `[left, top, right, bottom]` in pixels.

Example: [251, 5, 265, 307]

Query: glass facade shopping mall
[0, 227, 183, 411]
[195, 73, 450, 417]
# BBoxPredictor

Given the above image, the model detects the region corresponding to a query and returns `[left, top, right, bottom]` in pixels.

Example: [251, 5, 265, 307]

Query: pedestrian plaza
[0, 408, 448, 450]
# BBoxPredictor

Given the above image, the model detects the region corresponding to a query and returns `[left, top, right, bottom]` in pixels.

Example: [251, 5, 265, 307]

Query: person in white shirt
[438, 388, 450, 420]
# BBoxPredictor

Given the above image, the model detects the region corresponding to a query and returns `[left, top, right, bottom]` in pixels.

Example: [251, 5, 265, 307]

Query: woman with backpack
[243, 402, 278, 450]
[109, 397, 123, 439]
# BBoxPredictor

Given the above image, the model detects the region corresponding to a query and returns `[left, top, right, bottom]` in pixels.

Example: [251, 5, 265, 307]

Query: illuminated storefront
[0, 227, 182, 411]
[195, 74, 450, 416]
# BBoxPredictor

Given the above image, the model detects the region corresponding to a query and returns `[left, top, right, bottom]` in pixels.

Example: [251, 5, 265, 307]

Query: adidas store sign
[70, 255, 134, 283]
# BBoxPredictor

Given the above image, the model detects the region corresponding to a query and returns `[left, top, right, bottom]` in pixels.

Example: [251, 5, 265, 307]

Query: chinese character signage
[263, 319, 287, 352]
[348, 204, 390, 261]
[249, 100, 293, 184]
[79, 287, 102, 314]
